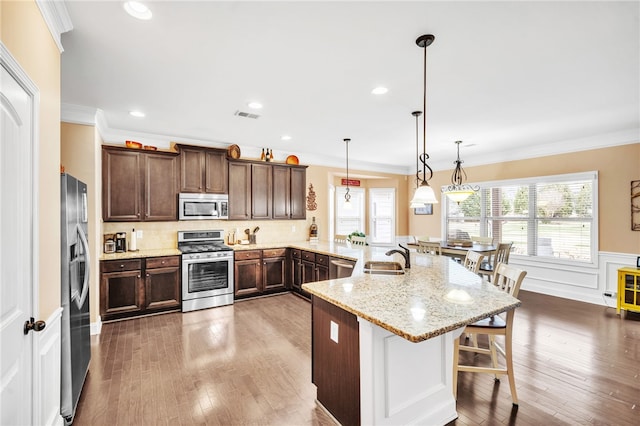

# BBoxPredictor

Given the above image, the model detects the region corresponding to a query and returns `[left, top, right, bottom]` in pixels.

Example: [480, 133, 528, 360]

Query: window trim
[368, 187, 396, 246]
[442, 171, 599, 268]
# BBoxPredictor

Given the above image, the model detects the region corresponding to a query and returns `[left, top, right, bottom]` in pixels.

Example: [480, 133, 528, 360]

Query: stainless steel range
[178, 230, 234, 312]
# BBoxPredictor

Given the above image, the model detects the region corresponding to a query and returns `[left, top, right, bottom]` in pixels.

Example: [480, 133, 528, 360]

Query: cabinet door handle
[146, 273, 150, 277]
[161, 261, 165, 264]
[120, 264, 125, 268]
[137, 274, 141, 278]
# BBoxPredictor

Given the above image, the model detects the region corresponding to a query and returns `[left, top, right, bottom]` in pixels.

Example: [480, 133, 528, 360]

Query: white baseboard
[34, 307, 63, 426]
[90, 316, 102, 335]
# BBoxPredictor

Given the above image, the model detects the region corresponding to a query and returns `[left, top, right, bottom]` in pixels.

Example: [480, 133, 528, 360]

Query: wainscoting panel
[34, 307, 63, 426]
[511, 251, 638, 306]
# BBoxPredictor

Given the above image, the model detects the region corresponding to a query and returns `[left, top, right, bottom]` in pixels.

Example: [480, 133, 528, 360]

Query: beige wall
[61, 123, 102, 323]
[409, 143, 640, 255]
[2, 1, 61, 319]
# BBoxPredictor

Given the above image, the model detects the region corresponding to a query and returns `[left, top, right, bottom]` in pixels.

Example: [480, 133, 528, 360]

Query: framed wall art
[414, 204, 433, 215]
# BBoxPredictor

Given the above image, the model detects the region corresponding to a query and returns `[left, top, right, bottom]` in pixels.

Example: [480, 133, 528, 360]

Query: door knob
[23, 317, 46, 335]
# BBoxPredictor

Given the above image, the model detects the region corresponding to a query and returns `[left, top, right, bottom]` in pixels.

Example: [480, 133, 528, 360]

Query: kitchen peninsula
[302, 249, 521, 426]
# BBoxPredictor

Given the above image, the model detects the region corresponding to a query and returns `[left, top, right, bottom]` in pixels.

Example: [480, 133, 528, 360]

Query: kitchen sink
[363, 261, 404, 275]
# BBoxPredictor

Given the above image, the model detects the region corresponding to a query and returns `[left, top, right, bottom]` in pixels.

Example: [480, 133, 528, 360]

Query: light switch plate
[330, 321, 339, 343]
[136, 230, 143, 238]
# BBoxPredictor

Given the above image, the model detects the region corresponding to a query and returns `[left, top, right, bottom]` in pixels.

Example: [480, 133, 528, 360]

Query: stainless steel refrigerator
[60, 174, 91, 424]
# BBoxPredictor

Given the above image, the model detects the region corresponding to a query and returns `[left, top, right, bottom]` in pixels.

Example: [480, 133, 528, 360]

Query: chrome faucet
[385, 244, 411, 269]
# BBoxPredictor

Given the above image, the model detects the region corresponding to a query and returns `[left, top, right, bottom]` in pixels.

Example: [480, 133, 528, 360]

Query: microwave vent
[234, 110, 260, 119]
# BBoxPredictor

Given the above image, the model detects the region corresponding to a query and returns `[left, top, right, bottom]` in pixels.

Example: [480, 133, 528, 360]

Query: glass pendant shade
[410, 182, 439, 205]
[443, 188, 474, 203]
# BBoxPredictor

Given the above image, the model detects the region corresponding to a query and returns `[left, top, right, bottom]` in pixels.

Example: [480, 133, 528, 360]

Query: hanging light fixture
[442, 140, 479, 204]
[409, 34, 439, 206]
[343, 138, 352, 209]
[409, 111, 426, 208]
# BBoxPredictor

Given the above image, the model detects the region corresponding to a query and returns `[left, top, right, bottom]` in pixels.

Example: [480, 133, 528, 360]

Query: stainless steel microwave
[178, 193, 228, 220]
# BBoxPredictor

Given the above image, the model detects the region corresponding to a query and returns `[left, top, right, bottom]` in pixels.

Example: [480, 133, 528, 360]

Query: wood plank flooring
[73, 291, 640, 425]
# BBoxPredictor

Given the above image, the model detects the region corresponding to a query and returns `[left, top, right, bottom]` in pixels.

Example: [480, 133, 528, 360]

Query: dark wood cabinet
[262, 248, 287, 291]
[234, 250, 262, 297]
[272, 165, 291, 219]
[100, 256, 180, 321]
[315, 254, 329, 282]
[228, 159, 306, 220]
[228, 162, 252, 220]
[177, 145, 227, 194]
[234, 248, 288, 298]
[144, 256, 181, 311]
[251, 163, 272, 219]
[290, 166, 307, 219]
[273, 165, 307, 220]
[102, 146, 178, 222]
[100, 259, 144, 318]
[291, 249, 303, 293]
[312, 296, 361, 426]
[144, 153, 179, 221]
[102, 148, 142, 221]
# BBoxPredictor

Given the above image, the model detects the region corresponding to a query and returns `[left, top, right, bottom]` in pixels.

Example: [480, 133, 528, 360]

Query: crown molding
[36, 0, 73, 53]
[61, 103, 97, 125]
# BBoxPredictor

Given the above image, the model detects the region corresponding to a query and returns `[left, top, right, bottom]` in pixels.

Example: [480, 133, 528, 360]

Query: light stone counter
[99, 248, 182, 261]
[301, 245, 521, 343]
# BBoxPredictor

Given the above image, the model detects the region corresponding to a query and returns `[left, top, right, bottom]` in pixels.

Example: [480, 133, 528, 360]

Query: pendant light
[409, 34, 439, 206]
[409, 111, 426, 208]
[343, 138, 352, 210]
[442, 140, 479, 204]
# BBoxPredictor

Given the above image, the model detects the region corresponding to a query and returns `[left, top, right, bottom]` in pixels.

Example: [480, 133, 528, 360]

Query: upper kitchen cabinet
[273, 165, 307, 219]
[251, 163, 272, 220]
[102, 146, 178, 222]
[228, 159, 307, 220]
[228, 161, 252, 220]
[176, 144, 228, 194]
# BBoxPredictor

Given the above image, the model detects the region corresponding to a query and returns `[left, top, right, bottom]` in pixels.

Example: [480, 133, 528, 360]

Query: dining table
[439, 242, 496, 258]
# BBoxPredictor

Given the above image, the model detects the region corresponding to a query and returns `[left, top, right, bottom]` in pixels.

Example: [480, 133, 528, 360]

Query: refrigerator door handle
[74, 223, 91, 310]
[81, 192, 88, 223]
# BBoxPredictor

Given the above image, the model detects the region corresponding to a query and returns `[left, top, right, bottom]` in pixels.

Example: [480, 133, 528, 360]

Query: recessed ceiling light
[371, 86, 388, 95]
[129, 110, 145, 118]
[247, 102, 263, 109]
[281, 135, 292, 141]
[124, 1, 152, 20]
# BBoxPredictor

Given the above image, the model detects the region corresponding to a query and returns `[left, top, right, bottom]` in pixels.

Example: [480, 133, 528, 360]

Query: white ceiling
[60, 1, 640, 174]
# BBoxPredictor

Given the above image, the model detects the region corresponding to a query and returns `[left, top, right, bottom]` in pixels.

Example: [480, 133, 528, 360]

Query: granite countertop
[301, 246, 521, 343]
[100, 248, 182, 261]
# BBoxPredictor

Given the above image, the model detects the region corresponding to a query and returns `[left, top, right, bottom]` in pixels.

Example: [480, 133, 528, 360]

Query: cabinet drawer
[302, 251, 315, 262]
[101, 259, 142, 273]
[146, 256, 180, 269]
[291, 249, 301, 259]
[263, 248, 287, 258]
[235, 250, 262, 260]
[315, 254, 329, 266]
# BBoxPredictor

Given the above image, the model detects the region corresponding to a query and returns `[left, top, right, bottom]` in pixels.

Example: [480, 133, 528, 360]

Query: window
[369, 188, 396, 245]
[335, 187, 365, 235]
[445, 172, 598, 263]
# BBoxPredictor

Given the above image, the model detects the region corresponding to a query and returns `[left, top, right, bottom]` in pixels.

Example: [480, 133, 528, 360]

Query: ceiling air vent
[234, 110, 260, 119]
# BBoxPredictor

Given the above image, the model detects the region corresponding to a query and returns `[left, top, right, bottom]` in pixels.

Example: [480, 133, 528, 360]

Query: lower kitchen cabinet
[100, 255, 180, 321]
[263, 248, 287, 291]
[292, 250, 354, 300]
[144, 256, 181, 311]
[234, 248, 289, 298]
[234, 250, 262, 298]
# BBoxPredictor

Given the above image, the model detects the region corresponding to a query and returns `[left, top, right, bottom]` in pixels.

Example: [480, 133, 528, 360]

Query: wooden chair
[334, 234, 348, 243]
[463, 251, 484, 274]
[471, 236, 493, 244]
[453, 263, 527, 406]
[350, 235, 367, 246]
[479, 242, 513, 281]
[417, 240, 441, 255]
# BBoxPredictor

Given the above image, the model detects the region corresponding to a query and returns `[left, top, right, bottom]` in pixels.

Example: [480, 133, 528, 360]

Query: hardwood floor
[74, 291, 640, 425]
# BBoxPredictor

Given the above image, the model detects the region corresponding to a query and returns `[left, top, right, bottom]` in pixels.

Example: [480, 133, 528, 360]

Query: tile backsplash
[102, 219, 313, 251]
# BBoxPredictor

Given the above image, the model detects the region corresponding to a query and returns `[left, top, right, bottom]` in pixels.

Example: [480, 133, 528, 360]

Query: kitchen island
[303, 249, 521, 426]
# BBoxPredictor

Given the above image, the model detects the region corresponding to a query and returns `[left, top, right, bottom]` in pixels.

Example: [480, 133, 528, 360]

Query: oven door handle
[182, 256, 234, 265]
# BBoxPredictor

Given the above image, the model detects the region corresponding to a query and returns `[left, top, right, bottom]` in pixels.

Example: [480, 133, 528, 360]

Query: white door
[0, 45, 37, 424]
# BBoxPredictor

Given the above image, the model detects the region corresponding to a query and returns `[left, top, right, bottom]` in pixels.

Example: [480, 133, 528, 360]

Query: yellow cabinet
[617, 267, 640, 316]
